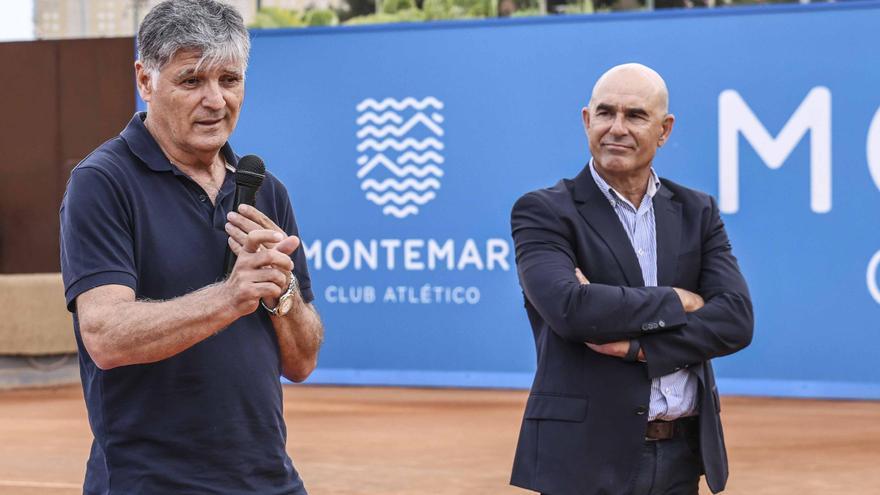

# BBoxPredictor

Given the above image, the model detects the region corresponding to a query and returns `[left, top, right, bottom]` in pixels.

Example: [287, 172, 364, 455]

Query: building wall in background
[0, 37, 135, 273]
[31, 0, 355, 40]
[33, 0, 258, 39]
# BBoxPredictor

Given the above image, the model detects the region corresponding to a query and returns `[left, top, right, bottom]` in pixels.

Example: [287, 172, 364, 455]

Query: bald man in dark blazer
[509, 64, 753, 495]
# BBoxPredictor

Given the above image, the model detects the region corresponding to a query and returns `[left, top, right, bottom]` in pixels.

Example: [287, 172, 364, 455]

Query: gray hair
[137, 0, 250, 78]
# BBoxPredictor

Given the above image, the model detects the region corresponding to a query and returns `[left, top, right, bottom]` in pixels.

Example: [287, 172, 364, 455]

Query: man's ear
[658, 113, 675, 147]
[135, 61, 153, 103]
[581, 106, 591, 136]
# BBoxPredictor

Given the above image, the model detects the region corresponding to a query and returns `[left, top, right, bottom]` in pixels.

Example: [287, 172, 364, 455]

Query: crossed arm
[511, 192, 753, 374]
[575, 267, 703, 362]
[76, 205, 323, 382]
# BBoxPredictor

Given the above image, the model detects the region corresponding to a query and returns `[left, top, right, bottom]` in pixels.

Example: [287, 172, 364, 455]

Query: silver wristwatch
[261, 272, 299, 317]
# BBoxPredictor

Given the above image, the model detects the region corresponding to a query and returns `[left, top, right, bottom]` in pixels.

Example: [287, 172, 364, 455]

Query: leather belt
[645, 416, 698, 441]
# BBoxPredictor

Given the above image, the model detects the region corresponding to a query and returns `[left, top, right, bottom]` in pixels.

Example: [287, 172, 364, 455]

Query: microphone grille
[236, 155, 266, 188]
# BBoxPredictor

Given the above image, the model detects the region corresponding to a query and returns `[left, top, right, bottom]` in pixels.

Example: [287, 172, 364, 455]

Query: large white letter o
[868, 250, 880, 305]
[869, 106, 880, 192]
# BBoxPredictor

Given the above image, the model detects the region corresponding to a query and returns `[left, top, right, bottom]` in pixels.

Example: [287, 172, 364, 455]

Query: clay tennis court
[1, 385, 878, 494]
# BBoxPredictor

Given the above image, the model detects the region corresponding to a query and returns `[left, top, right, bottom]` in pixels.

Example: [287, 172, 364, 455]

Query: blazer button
[635, 406, 648, 415]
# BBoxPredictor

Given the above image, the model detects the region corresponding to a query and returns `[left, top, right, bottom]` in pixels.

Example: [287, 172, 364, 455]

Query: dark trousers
[627, 424, 703, 495]
[541, 423, 703, 495]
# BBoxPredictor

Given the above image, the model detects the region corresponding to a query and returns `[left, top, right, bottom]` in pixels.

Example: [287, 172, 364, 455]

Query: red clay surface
[1, 385, 878, 494]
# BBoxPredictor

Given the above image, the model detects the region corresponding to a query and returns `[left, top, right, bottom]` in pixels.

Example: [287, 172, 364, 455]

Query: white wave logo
[356, 97, 445, 218]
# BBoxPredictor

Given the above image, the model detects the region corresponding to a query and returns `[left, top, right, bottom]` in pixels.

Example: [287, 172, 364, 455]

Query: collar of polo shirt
[121, 112, 240, 174]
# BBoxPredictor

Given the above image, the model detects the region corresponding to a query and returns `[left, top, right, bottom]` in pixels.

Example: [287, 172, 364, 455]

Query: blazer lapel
[653, 184, 682, 288]
[571, 166, 645, 287]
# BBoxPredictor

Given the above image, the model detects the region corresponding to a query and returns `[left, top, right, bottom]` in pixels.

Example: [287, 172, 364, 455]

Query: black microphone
[224, 155, 266, 276]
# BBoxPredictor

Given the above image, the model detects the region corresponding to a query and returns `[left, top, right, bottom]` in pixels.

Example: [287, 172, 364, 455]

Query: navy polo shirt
[60, 113, 313, 495]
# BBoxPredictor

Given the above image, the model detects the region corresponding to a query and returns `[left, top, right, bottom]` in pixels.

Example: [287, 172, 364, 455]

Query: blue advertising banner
[220, 2, 880, 398]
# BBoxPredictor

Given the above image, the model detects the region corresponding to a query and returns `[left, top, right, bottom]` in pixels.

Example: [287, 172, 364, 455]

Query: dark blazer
[509, 165, 753, 495]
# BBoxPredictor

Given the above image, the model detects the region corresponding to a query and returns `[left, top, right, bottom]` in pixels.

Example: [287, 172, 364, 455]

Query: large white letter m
[718, 87, 831, 214]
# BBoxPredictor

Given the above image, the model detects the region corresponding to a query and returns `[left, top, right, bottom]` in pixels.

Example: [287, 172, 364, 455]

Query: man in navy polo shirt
[59, 1, 324, 493]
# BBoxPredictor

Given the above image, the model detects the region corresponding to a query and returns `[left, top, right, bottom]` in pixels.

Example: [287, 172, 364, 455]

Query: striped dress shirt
[589, 161, 698, 421]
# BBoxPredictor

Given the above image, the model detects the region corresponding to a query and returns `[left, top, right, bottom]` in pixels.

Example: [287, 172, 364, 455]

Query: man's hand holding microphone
[223, 204, 301, 314]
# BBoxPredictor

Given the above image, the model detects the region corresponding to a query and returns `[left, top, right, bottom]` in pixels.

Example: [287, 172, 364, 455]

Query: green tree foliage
[381, 0, 418, 14]
[249, 0, 803, 30]
[304, 9, 341, 26]
[458, 0, 498, 17]
[344, 8, 427, 25]
[345, 0, 497, 24]
[250, 7, 340, 29]
[250, 7, 305, 28]
[422, 0, 455, 20]
[557, 0, 594, 14]
[510, 7, 542, 16]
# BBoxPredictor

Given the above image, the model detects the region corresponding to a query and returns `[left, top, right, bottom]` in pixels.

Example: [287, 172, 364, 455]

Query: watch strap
[261, 272, 297, 316]
[624, 339, 641, 362]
